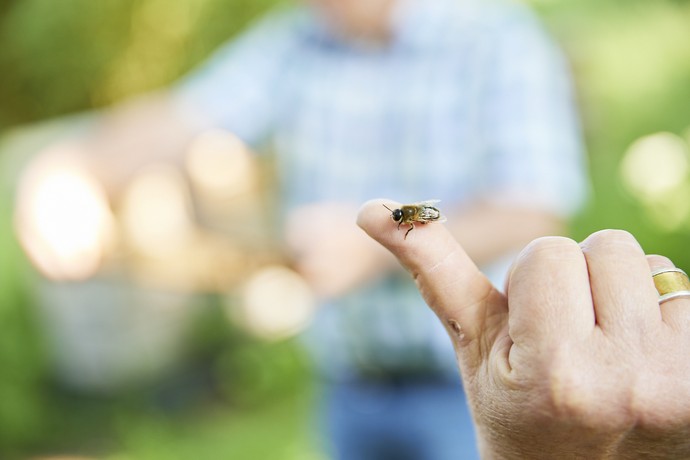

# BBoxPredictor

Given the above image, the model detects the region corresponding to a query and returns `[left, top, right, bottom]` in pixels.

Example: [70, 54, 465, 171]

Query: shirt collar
[298, 0, 468, 52]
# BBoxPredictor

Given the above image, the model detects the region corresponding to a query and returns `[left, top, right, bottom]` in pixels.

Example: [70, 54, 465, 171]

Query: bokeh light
[619, 132, 690, 231]
[14, 146, 114, 280]
[620, 132, 689, 201]
[185, 129, 256, 201]
[120, 164, 195, 258]
[231, 265, 316, 341]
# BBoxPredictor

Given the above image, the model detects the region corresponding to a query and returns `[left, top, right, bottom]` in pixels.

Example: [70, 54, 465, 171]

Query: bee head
[382, 204, 403, 222]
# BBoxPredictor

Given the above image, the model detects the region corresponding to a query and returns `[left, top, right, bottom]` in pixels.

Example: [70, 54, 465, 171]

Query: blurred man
[30, 0, 588, 458]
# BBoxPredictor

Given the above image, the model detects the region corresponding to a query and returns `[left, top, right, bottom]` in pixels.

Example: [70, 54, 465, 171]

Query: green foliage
[0, 180, 50, 457]
[0, 0, 286, 129]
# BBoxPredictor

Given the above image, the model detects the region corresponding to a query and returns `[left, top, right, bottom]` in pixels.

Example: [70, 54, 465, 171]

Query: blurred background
[1, 0, 690, 458]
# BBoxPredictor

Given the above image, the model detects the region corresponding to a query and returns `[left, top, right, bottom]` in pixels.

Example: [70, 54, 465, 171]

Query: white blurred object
[232, 265, 316, 341]
[185, 129, 256, 200]
[620, 132, 689, 201]
[120, 164, 195, 258]
[37, 277, 194, 392]
[14, 145, 114, 281]
[620, 132, 690, 231]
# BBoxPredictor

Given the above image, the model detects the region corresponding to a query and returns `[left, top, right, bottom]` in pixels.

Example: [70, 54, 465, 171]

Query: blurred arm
[76, 93, 204, 196]
[446, 203, 565, 269]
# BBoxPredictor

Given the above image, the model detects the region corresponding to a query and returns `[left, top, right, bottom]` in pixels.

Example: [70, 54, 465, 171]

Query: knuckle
[646, 254, 674, 269]
[526, 235, 578, 251]
[543, 353, 596, 419]
[581, 229, 641, 252]
[515, 235, 580, 266]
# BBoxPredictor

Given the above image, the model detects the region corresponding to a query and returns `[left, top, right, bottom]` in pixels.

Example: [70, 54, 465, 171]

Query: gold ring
[652, 267, 690, 303]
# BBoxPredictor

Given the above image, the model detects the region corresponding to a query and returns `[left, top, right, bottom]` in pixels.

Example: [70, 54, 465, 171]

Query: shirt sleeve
[171, 10, 299, 147]
[479, 4, 589, 217]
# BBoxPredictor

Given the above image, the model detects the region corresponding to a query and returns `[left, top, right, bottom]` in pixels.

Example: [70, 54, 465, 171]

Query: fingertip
[357, 198, 471, 268]
[356, 197, 491, 307]
[357, 198, 423, 255]
[356, 198, 398, 239]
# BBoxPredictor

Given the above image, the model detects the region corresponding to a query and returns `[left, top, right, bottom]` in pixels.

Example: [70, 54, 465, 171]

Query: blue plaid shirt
[174, 0, 588, 379]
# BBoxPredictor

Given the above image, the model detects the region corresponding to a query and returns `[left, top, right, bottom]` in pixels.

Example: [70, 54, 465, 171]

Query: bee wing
[417, 204, 445, 222]
[415, 199, 441, 206]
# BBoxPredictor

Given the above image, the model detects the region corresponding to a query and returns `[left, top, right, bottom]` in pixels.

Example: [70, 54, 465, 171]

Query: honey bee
[382, 200, 446, 239]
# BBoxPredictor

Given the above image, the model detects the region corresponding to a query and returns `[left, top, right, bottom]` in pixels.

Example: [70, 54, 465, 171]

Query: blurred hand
[358, 199, 690, 459]
[285, 202, 397, 300]
[28, 93, 204, 198]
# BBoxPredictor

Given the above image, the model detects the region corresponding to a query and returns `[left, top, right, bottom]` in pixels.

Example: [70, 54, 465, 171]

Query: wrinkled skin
[358, 199, 690, 460]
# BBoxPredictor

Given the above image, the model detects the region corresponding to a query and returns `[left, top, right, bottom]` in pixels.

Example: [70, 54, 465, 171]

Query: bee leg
[397, 221, 402, 231]
[404, 223, 415, 239]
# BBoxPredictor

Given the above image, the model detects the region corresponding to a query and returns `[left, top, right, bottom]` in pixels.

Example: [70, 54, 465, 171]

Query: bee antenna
[382, 204, 393, 212]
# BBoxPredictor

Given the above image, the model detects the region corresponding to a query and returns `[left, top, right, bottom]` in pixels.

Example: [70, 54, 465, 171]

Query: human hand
[285, 202, 398, 300]
[21, 93, 204, 198]
[357, 199, 690, 460]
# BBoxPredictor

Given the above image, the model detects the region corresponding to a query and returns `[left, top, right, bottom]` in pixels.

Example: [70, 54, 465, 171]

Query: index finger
[356, 199, 506, 362]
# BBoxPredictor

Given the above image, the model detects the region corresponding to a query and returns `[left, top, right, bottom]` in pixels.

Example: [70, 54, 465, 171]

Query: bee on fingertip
[382, 200, 446, 239]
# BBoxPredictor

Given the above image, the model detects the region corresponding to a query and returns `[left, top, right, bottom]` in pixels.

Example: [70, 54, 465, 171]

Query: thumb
[357, 199, 507, 368]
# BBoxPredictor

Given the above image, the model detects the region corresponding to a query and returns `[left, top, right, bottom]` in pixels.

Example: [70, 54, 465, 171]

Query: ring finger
[648, 254, 690, 330]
